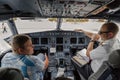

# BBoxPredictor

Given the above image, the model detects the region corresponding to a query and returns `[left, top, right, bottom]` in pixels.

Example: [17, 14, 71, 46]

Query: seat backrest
[88, 61, 112, 80]
[88, 49, 120, 80]
[0, 67, 24, 80]
[108, 49, 120, 80]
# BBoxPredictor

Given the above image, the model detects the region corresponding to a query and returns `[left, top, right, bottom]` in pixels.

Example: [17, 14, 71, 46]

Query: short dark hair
[11, 34, 31, 53]
[102, 22, 119, 36]
[0, 68, 24, 80]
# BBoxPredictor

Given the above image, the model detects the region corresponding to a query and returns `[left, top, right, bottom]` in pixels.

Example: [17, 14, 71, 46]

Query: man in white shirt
[75, 22, 120, 79]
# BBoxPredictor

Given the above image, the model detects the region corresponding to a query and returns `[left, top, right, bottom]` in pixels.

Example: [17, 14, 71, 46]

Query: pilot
[1, 34, 49, 80]
[74, 22, 120, 79]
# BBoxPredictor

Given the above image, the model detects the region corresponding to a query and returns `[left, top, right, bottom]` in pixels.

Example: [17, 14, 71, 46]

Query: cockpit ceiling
[0, 0, 120, 20]
[39, 0, 112, 17]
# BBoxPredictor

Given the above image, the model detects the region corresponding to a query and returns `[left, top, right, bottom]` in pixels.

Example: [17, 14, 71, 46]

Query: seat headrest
[108, 49, 120, 68]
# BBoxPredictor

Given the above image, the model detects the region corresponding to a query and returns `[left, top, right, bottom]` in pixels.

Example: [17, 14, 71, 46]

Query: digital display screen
[50, 47, 56, 53]
[41, 38, 48, 44]
[70, 38, 77, 44]
[56, 37, 63, 44]
[59, 59, 64, 67]
[32, 38, 39, 44]
[78, 38, 85, 44]
[50, 53, 55, 56]
[56, 45, 63, 52]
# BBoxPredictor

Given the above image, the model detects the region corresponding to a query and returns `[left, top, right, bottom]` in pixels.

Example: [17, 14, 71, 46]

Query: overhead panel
[0, 0, 115, 19]
[39, 0, 114, 17]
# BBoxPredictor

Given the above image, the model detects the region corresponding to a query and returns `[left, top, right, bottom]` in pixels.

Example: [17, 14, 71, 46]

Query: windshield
[1, 18, 120, 40]
[15, 18, 105, 33]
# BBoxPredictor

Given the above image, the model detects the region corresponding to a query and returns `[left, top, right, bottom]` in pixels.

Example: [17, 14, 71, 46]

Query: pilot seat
[88, 49, 120, 80]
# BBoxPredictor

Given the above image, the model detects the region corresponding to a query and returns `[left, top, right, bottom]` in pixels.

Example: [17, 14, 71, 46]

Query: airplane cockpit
[0, 0, 120, 80]
[26, 29, 92, 79]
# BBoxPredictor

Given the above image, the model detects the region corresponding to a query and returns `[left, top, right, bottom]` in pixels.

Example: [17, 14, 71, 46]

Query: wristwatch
[90, 40, 96, 42]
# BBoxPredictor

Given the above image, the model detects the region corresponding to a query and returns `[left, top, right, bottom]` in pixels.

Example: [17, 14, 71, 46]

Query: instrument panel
[27, 30, 90, 53]
[26, 30, 90, 80]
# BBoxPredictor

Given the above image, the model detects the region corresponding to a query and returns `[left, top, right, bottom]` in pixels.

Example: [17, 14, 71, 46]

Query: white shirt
[90, 38, 120, 72]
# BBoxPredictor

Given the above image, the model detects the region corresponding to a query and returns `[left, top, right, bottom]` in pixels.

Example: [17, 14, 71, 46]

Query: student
[1, 34, 49, 80]
[74, 22, 120, 79]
